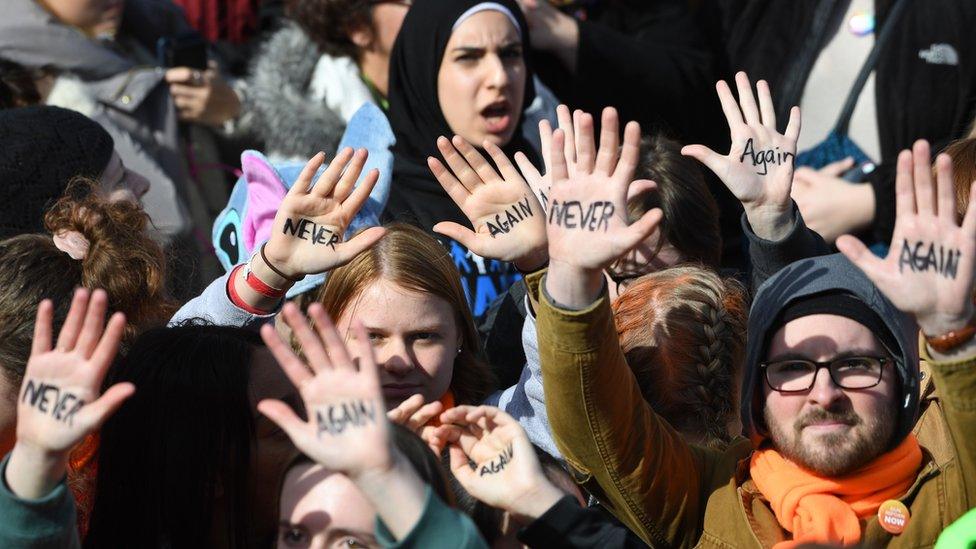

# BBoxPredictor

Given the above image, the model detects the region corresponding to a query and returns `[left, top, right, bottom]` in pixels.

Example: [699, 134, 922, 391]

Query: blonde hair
[612, 266, 748, 449]
[302, 223, 494, 404]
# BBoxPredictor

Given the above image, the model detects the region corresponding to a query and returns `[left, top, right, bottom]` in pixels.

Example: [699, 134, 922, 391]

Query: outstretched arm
[838, 141, 976, 511]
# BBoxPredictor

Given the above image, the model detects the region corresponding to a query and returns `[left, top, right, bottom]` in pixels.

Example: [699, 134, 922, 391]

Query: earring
[456, 346, 462, 355]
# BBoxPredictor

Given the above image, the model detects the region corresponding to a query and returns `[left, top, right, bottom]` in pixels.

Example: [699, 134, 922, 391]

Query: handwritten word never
[316, 399, 377, 438]
[282, 218, 340, 250]
[21, 380, 84, 426]
[739, 138, 794, 176]
[898, 239, 962, 279]
[479, 443, 514, 477]
[486, 196, 535, 238]
[548, 200, 615, 232]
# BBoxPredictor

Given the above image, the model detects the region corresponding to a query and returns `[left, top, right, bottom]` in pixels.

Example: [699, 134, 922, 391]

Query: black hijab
[384, 0, 538, 231]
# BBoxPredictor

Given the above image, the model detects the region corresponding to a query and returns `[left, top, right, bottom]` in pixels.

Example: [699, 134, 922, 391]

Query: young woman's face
[437, 10, 526, 148]
[40, 0, 125, 36]
[278, 463, 378, 549]
[336, 279, 460, 409]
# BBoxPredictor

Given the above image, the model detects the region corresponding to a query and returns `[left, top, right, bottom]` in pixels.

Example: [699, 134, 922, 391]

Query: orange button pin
[878, 500, 910, 534]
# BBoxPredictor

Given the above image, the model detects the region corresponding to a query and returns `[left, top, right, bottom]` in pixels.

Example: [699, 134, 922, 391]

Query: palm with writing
[432, 406, 561, 514]
[546, 107, 662, 271]
[7, 289, 134, 499]
[837, 141, 976, 337]
[258, 303, 392, 478]
[429, 136, 547, 269]
[264, 148, 387, 278]
[682, 72, 801, 237]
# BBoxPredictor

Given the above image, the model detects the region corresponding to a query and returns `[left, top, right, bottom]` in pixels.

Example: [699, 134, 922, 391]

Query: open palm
[837, 141, 976, 336]
[429, 136, 546, 264]
[258, 303, 391, 477]
[683, 72, 801, 216]
[264, 148, 386, 278]
[17, 289, 133, 454]
[546, 107, 662, 270]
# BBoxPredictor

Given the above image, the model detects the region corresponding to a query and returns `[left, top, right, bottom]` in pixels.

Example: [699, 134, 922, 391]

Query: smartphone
[157, 32, 208, 70]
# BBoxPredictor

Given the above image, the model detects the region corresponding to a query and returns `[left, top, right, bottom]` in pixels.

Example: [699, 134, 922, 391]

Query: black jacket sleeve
[517, 496, 649, 548]
[744, 203, 831, 292]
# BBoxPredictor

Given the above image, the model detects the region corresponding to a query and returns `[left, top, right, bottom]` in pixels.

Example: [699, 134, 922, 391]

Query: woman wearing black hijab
[384, 0, 539, 318]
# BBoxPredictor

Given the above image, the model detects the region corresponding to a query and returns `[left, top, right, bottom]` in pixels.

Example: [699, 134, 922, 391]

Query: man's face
[762, 314, 897, 476]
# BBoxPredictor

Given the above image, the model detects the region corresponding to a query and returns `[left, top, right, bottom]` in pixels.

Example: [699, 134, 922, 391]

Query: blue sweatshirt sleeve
[169, 268, 280, 328]
[374, 486, 487, 549]
[0, 453, 80, 549]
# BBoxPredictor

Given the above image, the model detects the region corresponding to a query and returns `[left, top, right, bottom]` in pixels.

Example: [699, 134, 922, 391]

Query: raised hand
[262, 148, 387, 279]
[682, 72, 801, 240]
[546, 107, 662, 272]
[6, 289, 134, 499]
[386, 394, 444, 453]
[429, 136, 547, 270]
[837, 141, 976, 340]
[433, 406, 564, 521]
[258, 303, 391, 478]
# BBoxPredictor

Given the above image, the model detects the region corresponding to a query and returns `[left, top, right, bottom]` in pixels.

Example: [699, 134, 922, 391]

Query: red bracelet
[243, 258, 287, 299]
[227, 265, 274, 315]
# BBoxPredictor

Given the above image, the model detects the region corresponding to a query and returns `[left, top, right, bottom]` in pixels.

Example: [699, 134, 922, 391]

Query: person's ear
[348, 24, 375, 51]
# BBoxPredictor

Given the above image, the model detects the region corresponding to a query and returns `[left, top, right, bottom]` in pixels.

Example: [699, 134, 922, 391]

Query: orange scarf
[750, 434, 922, 548]
[426, 391, 456, 428]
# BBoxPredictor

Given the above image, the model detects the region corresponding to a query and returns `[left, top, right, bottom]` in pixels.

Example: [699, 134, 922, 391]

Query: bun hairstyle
[612, 266, 749, 449]
[0, 180, 174, 387]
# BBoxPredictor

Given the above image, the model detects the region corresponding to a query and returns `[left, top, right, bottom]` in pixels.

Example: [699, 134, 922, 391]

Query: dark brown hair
[612, 266, 748, 449]
[628, 134, 722, 269]
[285, 0, 373, 59]
[0, 58, 41, 109]
[0, 180, 175, 388]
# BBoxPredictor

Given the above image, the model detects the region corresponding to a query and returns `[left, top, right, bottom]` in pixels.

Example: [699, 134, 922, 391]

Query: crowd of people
[1, 0, 976, 547]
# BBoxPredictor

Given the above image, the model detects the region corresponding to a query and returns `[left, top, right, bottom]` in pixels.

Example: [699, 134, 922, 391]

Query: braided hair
[612, 266, 748, 449]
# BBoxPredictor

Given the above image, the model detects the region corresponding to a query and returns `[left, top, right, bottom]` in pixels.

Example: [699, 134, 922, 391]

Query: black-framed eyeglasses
[761, 356, 889, 393]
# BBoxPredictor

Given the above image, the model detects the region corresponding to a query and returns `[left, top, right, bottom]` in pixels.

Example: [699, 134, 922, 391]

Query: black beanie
[0, 106, 115, 239]
[769, 291, 902, 361]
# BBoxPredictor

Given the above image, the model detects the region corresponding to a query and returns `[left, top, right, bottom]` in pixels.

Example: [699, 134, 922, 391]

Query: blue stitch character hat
[212, 104, 394, 298]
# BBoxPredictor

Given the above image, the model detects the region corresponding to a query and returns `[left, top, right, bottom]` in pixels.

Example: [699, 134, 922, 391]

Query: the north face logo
[919, 43, 959, 66]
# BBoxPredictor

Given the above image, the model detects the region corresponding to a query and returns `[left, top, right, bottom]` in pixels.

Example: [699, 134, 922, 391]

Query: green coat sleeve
[925, 348, 976, 516]
[374, 485, 487, 549]
[0, 453, 80, 549]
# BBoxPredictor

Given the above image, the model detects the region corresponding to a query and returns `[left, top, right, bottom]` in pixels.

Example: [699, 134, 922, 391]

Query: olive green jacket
[528, 271, 976, 548]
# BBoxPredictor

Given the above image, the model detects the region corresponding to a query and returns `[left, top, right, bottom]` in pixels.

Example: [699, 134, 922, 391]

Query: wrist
[846, 184, 875, 231]
[544, 258, 604, 309]
[5, 441, 68, 500]
[507, 479, 565, 525]
[260, 243, 303, 282]
[745, 203, 794, 241]
[514, 248, 549, 273]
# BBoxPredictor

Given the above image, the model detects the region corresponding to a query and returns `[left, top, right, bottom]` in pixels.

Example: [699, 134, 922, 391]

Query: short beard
[765, 402, 895, 477]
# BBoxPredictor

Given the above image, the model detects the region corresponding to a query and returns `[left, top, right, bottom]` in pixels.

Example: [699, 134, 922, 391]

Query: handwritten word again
[316, 399, 377, 438]
[486, 196, 535, 238]
[548, 200, 615, 232]
[898, 239, 961, 279]
[282, 218, 340, 250]
[21, 380, 84, 426]
[479, 444, 514, 477]
[739, 138, 795, 176]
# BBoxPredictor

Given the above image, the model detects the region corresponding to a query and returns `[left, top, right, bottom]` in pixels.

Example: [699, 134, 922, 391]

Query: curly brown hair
[0, 180, 175, 389]
[285, 0, 374, 58]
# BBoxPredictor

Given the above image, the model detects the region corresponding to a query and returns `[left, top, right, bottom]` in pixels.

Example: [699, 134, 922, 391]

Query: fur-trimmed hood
[245, 25, 375, 162]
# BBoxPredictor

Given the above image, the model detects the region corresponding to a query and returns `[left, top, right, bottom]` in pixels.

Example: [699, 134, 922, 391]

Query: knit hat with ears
[0, 106, 114, 239]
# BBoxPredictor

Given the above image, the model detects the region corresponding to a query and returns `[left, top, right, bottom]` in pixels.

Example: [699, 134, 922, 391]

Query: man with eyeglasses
[535, 91, 976, 545]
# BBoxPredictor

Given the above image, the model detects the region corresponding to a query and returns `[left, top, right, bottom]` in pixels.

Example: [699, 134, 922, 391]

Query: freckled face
[277, 463, 378, 549]
[437, 11, 526, 148]
[335, 279, 460, 409]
